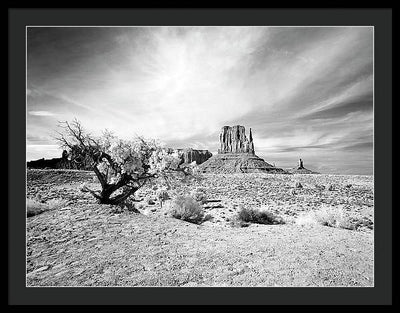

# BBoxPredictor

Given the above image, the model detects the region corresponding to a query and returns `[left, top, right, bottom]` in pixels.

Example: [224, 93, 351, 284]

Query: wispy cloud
[28, 111, 56, 117]
[27, 27, 373, 174]
[26, 144, 60, 161]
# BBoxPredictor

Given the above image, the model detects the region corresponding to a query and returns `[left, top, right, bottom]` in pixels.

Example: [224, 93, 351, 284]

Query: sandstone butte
[199, 125, 287, 174]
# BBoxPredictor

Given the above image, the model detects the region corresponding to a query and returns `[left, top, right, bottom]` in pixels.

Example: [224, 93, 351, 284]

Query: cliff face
[177, 148, 212, 165]
[218, 125, 255, 155]
[200, 125, 287, 174]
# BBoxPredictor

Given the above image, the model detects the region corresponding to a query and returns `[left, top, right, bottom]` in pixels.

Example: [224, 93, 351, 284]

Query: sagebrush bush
[229, 218, 251, 228]
[295, 206, 372, 231]
[314, 208, 342, 227]
[156, 189, 169, 207]
[169, 195, 205, 224]
[237, 206, 285, 225]
[157, 189, 169, 201]
[26, 198, 67, 217]
[190, 189, 207, 204]
[26, 198, 48, 217]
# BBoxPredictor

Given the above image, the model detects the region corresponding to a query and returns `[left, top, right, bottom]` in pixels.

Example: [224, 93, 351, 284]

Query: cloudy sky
[27, 26, 373, 174]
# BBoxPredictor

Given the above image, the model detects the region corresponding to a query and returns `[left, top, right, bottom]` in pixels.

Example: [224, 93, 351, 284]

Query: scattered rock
[111, 207, 123, 214]
[33, 265, 50, 273]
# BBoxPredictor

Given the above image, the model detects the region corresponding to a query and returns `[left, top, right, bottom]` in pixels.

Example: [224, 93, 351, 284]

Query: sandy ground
[26, 169, 374, 287]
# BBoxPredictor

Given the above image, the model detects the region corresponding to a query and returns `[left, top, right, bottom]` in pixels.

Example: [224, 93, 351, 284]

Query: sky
[27, 26, 373, 175]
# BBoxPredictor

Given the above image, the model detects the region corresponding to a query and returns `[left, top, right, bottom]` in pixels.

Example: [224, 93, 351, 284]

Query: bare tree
[55, 119, 190, 205]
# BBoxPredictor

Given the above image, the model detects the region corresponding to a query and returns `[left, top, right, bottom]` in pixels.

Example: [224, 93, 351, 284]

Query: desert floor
[26, 169, 374, 287]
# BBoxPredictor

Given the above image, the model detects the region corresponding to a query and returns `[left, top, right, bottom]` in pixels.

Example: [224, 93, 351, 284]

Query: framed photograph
[9, 7, 392, 306]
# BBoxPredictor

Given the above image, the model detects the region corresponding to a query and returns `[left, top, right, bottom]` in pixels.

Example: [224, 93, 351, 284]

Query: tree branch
[93, 165, 107, 188]
[82, 186, 102, 200]
[109, 186, 139, 204]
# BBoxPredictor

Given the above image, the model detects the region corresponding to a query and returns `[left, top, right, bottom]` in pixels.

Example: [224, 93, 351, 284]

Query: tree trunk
[91, 166, 143, 205]
[98, 185, 139, 205]
[99, 185, 115, 203]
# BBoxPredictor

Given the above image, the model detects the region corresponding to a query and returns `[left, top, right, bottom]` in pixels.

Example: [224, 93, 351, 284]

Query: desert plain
[26, 169, 374, 287]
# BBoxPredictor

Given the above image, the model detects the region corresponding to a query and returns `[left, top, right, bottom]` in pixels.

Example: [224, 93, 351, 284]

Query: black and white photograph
[26, 26, 374, 287]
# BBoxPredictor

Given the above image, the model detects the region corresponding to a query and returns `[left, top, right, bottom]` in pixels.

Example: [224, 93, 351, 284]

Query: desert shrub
[237, 206, 285, 225]
[229, 218, 251, 228]
[313, 207, 344, 227]
[295, 207, 371, 231]
[26, 198, 67, 217]
[156, 189, 169, 207]
[190, 188, 207, 204]
[295, 213, 319, 226]
[349, 216, 374, 230]
[298, 207, 345, 228]
[157, 189, 169, 201]
[203, 214, 213, 222]
[26, 198, 48, 217]
[169, 195, 205, 224]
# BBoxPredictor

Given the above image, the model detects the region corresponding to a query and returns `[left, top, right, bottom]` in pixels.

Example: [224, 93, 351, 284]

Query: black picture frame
[9, 7, 392, 306]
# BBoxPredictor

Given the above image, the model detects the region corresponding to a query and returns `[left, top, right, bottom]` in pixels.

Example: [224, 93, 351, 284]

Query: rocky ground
[26, 169, 374, 287]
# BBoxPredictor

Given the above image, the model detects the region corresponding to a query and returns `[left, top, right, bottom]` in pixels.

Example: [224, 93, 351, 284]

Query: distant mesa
[199, 125, 287, 174]
[286, 158, 319, 174]
[27, 147, 212, 170]
[27, 149, 92, 170]
[176, 148, 212, 166]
